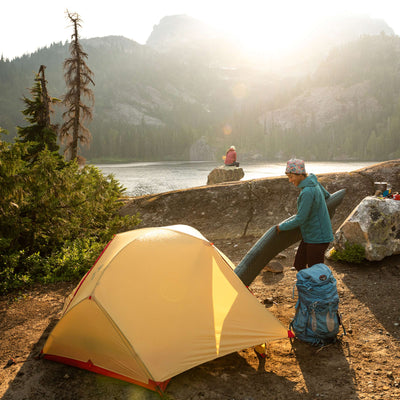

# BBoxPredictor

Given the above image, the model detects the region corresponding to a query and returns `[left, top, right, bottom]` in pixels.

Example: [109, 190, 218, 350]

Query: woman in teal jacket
[277, 159, 333, 271]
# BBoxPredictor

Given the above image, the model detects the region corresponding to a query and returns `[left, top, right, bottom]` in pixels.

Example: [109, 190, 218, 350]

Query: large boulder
[207, 166, 244, 185]
[332, 196, 400, 261]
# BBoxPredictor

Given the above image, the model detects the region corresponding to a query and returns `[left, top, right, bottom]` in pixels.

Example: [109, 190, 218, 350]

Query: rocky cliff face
[120, 160, 400, 241]
[260, 82, 381, 132]
[146, 15, 222, 51]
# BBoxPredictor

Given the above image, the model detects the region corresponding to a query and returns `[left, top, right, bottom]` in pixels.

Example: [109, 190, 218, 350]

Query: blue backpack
[290, 263, 343, 345]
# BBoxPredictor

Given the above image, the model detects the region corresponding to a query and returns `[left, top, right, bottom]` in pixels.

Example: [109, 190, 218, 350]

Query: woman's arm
[278, 189, 314, 231]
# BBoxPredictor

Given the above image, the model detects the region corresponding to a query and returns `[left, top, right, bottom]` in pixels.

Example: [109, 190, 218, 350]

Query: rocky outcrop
[259, 83, 381, 132]
[120, 160, 400, 241]
[207, 166, 244, 185]
[332, 196, 400, 261]
[146, 15, 222, 51]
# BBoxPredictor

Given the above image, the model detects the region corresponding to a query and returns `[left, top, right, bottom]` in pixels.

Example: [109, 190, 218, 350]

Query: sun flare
[208, 3, 320, 56]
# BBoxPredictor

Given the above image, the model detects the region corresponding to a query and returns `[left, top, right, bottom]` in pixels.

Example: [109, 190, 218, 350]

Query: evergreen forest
[1, 33, 400, 162]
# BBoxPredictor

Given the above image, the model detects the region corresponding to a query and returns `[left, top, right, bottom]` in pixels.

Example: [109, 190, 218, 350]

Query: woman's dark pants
[294, 240, 330, 271]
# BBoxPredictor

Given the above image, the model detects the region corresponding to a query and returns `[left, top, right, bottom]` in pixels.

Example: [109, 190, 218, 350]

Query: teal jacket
[279, 174, 334, 243]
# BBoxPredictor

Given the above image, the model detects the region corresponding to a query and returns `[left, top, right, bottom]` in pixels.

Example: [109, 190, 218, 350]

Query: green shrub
[40, 238, 106, 283]
[330, 242, 365, 264]
[0, 141, 140, 294]
[0, 252, 32, 294]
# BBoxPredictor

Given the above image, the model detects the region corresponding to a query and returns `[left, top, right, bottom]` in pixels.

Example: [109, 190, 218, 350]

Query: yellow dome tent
[42, 225, 288, 392]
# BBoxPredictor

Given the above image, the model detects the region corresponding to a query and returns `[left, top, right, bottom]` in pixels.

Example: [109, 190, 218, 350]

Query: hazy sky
[2, 0, 400, 60]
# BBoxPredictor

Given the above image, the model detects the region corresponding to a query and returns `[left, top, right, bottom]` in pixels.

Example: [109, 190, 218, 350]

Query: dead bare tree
[60, 10, 95, 163]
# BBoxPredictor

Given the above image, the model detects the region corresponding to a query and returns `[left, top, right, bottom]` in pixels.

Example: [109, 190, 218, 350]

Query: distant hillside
[306, 14, 394, 48]
[260, 14, 395, 76]
[260, 34, 400, 161]
[0, 14, 399, 162]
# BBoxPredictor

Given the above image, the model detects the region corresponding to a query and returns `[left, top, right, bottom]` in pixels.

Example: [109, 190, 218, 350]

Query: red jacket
[225, 149, 237, 165]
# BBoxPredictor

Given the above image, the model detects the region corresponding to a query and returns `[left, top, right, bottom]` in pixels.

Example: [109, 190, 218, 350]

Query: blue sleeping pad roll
[234, 189, 346, 286]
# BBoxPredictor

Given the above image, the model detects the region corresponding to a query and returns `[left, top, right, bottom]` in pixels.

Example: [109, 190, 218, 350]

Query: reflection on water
[94, 161, 378, 197]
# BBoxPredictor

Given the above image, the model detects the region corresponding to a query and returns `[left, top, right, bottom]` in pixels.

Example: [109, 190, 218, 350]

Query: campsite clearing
[1, 237, 400, 400]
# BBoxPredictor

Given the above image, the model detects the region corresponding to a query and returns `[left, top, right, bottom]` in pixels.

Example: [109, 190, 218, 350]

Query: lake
[94, 161, 378, 197]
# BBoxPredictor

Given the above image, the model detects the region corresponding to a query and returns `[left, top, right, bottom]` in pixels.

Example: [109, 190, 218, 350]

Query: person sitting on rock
[224, 145, 239, 167]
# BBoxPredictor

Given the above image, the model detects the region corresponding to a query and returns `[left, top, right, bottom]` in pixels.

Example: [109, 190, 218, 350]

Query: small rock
[275, 253, 287, 259]
[264, 261, 284, 273]
[263, 298, 274, 305]
[220, 373, 229, 381]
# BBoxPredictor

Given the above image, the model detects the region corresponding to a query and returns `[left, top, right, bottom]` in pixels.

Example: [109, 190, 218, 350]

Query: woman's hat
[285, 158, 306, 175]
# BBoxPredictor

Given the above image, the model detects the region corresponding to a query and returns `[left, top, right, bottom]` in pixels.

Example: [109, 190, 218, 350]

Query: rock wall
[120, 160, 400, 241]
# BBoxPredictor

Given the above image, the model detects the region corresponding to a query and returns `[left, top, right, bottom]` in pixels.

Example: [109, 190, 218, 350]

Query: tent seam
[66, 230, 154, 315]
[63, 237, 115, 314]
[91, 296, 157, 382]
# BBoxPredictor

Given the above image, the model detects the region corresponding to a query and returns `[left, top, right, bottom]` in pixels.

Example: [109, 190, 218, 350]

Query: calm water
[94, 161, 378, 197]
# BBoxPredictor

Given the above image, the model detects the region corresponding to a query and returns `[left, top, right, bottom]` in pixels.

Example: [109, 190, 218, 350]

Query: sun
[236, 14, 317, 56]
[202, 1, 325, 56]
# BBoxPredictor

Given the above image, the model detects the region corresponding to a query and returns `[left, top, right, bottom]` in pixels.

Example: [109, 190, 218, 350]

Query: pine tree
[60, 11, 95, 163]
[17, 65, 60, 161]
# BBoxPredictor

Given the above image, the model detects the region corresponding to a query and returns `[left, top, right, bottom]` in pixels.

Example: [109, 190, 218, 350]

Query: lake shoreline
[120, 159, 400, 240]
[96, 160, 379, 197]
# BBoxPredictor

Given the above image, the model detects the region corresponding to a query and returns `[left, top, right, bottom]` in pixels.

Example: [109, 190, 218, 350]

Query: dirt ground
[1, 237, 400, 400]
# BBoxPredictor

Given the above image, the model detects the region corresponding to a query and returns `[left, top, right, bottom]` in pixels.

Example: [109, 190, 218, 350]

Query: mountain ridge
[0, 14, 399, 162]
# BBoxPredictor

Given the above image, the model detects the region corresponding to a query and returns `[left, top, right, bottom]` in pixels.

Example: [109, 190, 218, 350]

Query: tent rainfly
[42, 225, 288, 392]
